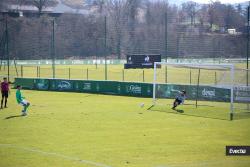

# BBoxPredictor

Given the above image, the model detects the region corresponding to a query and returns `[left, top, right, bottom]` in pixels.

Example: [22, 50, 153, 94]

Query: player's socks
[4, 99, 7, 108]
[1, 99, 3, 108]
[21, 109, 27, 116]
[24, 105, 29, 112]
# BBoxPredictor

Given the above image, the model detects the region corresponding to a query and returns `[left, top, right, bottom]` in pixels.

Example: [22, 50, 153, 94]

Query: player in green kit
[16, 85, 30, 116]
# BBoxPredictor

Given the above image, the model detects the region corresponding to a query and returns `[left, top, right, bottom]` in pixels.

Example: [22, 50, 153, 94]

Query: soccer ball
[140, 103, 144, 108]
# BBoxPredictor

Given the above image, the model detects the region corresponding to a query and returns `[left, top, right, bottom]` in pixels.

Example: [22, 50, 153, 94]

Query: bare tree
[125, 0, 141, 54]
[107, 0, 126, 59]
[32, 0, 58, 13]
[236, 4, 242, 15]
[0, 0, 10, 11]
[208, 3, 215, 29]
[93, 0, 105, 14]
[0, 1, 4, 11]
[197, 5, 207, 27]
[182, 1, 198, 25]
[34, 0, 48, 13]
[14, 0, 58, 13]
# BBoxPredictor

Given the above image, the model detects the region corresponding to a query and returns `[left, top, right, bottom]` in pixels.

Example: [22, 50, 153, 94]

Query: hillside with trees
[0, 0, 248, 60]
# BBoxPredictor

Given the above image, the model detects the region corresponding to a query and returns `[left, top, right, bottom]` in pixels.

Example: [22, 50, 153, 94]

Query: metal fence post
[87, 68, 89, 80]
[83, 69, 85, 79]
[190, 68, 192, 85]
[195, 68, 201, 108]
[247, 3, 250, 86]
[142, 70, 145, 82]
[104, 16, 108, 81]
[122, 69, 124, 81]
[69, 68, 71, 80]
[165, 66, 168, 83]
[215, 72, 217, 85]
[38, 66, 40, 78]
[37, 66, 39, 78]
[21, 65, 23, 78]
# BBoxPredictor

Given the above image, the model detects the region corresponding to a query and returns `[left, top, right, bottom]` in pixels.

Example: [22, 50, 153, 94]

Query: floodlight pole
[0, 13, 10, 82]
[95, 38, 98, 69]
[5, 15, 10, 82]
[165, 12, 168, 61]
[52, 19, 55, 79]
[176, 34, 180, 59]
[2, 14, 10, 82]
[195, 68, 201, 108]
[1, 12, 23, 81]
[247, 2, 250, 86]
[104, 16, 107, 80]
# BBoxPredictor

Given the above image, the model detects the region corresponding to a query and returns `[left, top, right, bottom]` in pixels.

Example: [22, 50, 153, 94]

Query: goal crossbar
[153, 62, 235, 120]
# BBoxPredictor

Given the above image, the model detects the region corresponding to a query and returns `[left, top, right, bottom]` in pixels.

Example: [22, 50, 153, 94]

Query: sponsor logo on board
[83, 83, 91, 90]
[202, 88, 215, 98]
[58, 81, 72, 90]
[36, 80, 48, 89]
[127, 85, 142, 94]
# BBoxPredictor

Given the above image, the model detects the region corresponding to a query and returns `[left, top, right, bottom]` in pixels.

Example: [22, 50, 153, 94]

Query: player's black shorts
[175, 98, 182, 105]
[1, 91, 8, 98]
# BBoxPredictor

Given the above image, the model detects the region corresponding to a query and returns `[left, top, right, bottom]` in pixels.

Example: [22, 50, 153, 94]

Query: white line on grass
[0, 144, 112, 167]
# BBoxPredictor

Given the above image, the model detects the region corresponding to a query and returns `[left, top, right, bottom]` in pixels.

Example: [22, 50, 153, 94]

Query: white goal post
[152, 62, 238, 120]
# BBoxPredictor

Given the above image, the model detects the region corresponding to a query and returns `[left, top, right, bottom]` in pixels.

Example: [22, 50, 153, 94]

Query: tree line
[0, 0, 247, 60]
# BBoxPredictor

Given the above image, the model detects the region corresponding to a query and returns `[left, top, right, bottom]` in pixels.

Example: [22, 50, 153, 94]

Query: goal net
[150, 62, 250, 120]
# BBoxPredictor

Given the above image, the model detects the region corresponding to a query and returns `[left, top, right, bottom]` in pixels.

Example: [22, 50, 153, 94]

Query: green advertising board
[14, 78, 230, 101]
[15, 78, 153, 97]
[234, 86, 250, 103]
[49, 79, 75, 91]
[14, 78, 35, 89]
[74, 80, 120, 94]
[156, 84, 231, 102]
[34, 79, 49, 90]
[121, 82, 152, 97]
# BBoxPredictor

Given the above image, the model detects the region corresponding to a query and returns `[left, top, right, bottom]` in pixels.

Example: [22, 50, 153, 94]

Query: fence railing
[0, 58, 249, 66]
[0, 65, 151, 83]
[0, 63, 249, 86]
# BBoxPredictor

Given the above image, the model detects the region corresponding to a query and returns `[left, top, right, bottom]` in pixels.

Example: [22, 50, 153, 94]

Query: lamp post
[51, 19, 55, 79]
[247, 2, 250, 86]
[0, 12, 21, 82]
[104, 16, 107, 80]
[5, 14, 9, 82]
[0, 13, 10, 82]
[1, 11, 61, 81]
[165, 11, 168, 62]
[42, 13, 61, 79]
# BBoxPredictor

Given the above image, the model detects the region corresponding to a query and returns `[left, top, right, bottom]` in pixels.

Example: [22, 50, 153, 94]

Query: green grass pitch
[0, 89, 250, 167]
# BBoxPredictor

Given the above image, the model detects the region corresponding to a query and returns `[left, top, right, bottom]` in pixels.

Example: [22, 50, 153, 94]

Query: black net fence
[0, 0, 249, 82]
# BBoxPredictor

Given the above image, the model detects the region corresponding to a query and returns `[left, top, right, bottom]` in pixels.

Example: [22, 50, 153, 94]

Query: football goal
[149, 62, 250, 120]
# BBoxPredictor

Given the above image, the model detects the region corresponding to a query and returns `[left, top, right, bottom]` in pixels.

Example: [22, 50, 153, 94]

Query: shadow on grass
[233, 112, 250, 120]
[174, 109, 184, 113]
[182, 104, 215, 108]
[147, 105, 230, 121]
[5, 115, 24, 120]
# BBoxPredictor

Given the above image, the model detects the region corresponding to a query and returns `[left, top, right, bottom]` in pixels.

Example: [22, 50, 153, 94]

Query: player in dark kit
[172, 90, 186, 110]
[1, 77, 10, 109]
